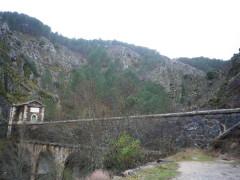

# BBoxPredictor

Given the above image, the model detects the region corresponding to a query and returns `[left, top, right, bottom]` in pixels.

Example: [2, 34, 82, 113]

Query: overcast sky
[1, 0, 240, 60]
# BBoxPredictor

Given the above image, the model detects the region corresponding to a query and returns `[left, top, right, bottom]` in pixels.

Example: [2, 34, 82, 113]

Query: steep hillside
[208, 50, 240, 108]
[0, 12, 227, 121]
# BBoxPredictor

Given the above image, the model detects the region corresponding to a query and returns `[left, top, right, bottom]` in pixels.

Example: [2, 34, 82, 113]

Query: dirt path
[174, 160, 240, 180]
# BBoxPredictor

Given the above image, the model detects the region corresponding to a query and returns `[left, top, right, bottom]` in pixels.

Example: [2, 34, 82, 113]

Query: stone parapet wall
[13, 108, 240, 125]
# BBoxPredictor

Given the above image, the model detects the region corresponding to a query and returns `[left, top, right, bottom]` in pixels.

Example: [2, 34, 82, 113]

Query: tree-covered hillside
[0, 12, 174, 120]
[208, 50, 240, 108]
[0, 12, 230, 121]
[178, 57, 226, 73]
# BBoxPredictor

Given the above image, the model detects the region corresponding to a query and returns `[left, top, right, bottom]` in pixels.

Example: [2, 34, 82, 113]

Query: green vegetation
[43, 98, 58, 121]
[206, 71, 218, 80]
[38, 90, 60, 121]
[208, 97, 221, 107]
[41, 69, 53, 90]
[0, 78, 6, 96]
[228, 52, 240, 77]
[130, 82, 170, 114]
[104, 133, 144, 171]
[123, 162, 178, 180]
[0, 40, 9, 52]
[178, 57, 225, 73]
[0, 12, 51, 37]
[0, 58, 40, 103]
[59, 62, 171, 118]
[53, 46, 171, 119]
[22, 55, 39, 78]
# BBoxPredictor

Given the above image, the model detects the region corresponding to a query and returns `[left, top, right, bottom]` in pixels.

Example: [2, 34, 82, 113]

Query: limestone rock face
[4, 31, 87, 72]
[107, 45, 141, 69]
[0, 22, 10, 35]
[144, 59, 205, 91]
[105, 43, 217, 110]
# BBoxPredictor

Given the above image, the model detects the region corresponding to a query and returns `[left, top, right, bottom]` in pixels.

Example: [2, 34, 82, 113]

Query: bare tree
[0, 126, 31, 180]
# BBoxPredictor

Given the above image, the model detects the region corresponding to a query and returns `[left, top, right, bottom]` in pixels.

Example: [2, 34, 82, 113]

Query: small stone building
[6, 100, 45, 138]
[9, 100, 45, 124]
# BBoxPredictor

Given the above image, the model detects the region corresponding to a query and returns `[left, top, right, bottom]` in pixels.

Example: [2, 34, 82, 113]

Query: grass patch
[123, 162, 178, 180]
[168, 148, 214, 162]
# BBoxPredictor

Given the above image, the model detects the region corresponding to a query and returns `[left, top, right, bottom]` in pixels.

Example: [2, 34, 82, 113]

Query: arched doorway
[31, 113, 38, 123]
[62, 152, 93, 180]
[35, 151, 56, 180]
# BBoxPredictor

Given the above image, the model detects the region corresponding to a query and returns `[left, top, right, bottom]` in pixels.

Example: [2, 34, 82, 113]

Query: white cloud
[0, 0, 240, 59]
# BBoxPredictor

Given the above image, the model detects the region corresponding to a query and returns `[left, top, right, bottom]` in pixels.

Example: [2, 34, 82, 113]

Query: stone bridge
[20, 140, 104, 180]
[8, 108, 240, 179]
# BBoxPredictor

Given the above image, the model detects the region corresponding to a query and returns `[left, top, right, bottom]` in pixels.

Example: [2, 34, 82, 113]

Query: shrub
[22, 56, 39, 77]
[206, 71, 218, 80]
[104, 133, 143, 171]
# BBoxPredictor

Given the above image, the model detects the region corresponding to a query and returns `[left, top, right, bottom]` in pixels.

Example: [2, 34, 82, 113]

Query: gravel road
[174, 160, 240, 180]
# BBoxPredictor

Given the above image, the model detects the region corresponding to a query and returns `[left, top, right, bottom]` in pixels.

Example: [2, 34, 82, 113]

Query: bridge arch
[62, 151, 93, 180]
[35, 150, 57, 180]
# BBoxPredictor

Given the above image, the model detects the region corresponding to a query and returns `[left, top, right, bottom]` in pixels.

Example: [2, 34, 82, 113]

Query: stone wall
[11, 108, 240, 155]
